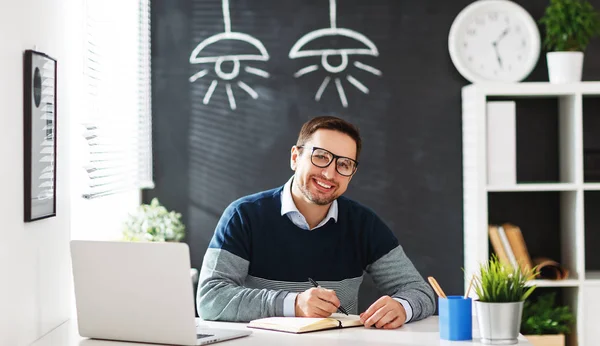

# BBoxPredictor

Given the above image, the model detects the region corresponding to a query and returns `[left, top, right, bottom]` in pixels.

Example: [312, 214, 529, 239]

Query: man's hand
[360, 295, 406, 329]
[295, 287, 341, 317]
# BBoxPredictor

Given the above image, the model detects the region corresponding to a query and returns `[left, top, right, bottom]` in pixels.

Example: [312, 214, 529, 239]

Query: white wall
[0, 0, 144, 343]
[0, 0, 78, 344]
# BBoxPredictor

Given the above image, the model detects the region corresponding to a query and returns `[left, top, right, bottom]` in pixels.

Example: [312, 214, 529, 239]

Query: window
[81, 0, 153, 199]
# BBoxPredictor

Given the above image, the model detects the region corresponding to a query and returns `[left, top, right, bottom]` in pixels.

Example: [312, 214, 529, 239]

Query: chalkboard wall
[148, 0, 600, 311]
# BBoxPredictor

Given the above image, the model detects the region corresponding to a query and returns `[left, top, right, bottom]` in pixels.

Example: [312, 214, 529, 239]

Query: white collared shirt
[280, 176, 338, 230]
[279, 176, 413, 323]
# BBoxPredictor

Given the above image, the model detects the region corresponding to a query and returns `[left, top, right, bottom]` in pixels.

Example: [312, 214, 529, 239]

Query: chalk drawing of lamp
[189, 0, 270, 110]
[289, 0, 382, 108]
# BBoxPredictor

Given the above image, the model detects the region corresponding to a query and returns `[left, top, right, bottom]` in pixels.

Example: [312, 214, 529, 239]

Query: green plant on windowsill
[539, 0, 600, 52]
[473, 254, 538, 303]
[521, 292, 575, 335]
[122, 198, 185, 242]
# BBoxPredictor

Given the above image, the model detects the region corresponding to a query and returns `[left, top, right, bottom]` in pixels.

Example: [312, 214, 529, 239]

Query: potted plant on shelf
[122, 198, 186, 242]
[539, 0, 600, 83]
[473, 255, 538, 345]
[521, 292, 575, 346]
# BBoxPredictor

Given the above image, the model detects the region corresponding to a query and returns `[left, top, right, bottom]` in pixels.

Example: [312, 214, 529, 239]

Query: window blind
[81, 0, 154, 199]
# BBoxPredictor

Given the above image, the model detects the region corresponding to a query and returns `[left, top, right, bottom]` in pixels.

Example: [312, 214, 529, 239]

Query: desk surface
[31, 317, 532, 346]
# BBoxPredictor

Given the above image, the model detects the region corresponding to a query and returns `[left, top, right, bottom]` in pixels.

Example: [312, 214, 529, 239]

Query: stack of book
[488, 223, 569, 280]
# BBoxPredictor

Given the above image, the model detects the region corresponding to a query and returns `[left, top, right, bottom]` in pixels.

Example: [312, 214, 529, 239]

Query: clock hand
[491, 28, 509, 69]
[492, 43, 503, 69]
[492, 28, 510, 45]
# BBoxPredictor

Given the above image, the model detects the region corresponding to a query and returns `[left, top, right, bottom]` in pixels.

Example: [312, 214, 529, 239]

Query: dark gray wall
[148, 0, 600, 311]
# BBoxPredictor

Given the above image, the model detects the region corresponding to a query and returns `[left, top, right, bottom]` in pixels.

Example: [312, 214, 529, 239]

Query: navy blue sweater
[197, 186, 435, 322]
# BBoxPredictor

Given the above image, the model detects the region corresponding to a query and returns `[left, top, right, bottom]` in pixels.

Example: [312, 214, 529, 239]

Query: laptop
[70, 240, 252, 345]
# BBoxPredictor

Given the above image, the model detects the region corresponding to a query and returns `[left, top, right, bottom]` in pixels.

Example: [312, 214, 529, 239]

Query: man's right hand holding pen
[294, 286, 343, 317]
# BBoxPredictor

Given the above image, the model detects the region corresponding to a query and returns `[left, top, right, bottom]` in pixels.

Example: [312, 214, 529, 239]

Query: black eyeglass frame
[297, 145, 359, 177]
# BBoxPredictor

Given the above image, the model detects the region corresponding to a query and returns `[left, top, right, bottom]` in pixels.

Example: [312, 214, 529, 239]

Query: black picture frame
[24, 50, 57, 222]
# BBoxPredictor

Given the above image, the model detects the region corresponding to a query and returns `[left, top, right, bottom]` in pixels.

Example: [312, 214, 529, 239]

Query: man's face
[290, 129, 357, 206]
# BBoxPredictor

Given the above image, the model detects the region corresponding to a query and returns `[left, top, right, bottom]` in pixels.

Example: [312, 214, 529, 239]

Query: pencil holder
[439, 296, 472, 341]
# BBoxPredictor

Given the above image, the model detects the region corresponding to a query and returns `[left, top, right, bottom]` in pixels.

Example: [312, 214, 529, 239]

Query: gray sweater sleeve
[197, 248, 289, 322]
[365, 244, 436, 322]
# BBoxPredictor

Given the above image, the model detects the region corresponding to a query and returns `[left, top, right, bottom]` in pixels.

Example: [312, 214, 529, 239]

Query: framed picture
[24, 50, 57, 222]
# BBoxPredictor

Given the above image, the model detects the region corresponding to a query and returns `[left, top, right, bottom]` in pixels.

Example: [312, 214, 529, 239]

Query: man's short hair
[296, 116, 362, 160]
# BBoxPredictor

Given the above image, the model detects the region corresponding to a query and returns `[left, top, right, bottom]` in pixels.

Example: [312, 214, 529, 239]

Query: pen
[308, 277, 349, 316]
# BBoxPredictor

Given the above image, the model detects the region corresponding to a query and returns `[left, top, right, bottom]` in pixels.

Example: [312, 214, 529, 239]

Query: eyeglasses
[297, 146, 359, 177]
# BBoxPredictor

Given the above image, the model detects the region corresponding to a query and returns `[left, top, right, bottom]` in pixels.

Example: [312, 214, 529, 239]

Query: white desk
[31, 317, 532, 346]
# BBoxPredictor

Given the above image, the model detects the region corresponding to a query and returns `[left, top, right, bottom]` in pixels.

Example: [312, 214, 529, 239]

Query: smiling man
[197, 116, 435, 329]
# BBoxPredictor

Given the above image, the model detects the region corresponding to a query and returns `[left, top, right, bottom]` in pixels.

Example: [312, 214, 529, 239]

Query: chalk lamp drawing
[289, 0, 382, 108]
[189, 0, 270, 110]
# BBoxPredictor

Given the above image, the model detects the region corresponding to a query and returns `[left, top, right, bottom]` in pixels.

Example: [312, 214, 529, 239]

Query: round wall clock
[448, 0, 540, 83]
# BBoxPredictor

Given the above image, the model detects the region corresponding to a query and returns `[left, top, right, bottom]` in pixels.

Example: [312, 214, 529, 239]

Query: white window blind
[81, 0, 154, 199]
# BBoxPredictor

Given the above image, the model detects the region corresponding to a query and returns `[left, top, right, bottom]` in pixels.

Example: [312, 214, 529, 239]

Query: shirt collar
[281, 176, 338, 223]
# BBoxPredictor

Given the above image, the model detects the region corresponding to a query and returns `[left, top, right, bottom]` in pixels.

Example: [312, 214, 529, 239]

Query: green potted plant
[539, 0, 600, 83]
[521, 292, 575, 346]
[122, 198, 186, 242]
[473, 255, 538, 345]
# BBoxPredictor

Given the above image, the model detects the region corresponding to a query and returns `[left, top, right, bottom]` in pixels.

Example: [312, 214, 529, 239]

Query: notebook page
[250, 317, 328, 329]
[330, 314, 363, 327]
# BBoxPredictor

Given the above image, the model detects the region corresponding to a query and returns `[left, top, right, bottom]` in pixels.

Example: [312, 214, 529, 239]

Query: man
[197, 116, 435, 329]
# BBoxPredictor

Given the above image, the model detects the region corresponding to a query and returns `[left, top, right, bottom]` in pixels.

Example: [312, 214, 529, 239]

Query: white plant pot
[475, 301, 524, 345]
[546, 52, 584, 84]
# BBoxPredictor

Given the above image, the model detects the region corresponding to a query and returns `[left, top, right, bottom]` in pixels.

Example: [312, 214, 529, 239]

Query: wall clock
[448, 0, 540, 83]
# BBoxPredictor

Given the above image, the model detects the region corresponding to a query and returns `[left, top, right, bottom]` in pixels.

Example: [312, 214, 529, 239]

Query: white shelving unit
[462, 82, 600, 346]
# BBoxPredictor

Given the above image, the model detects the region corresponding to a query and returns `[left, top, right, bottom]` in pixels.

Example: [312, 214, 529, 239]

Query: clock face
[449, 1, 540, 83]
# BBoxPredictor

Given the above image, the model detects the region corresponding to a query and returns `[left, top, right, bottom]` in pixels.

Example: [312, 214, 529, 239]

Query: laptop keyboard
[197, 334, 214, 339]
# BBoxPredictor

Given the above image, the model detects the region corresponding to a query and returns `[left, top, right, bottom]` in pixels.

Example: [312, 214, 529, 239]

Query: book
[491, 223, 569, 280]
[497, 225, 518, 268]
[486, 101, 516, 185]
[502, 223, 533, 274]
[488, 225, 512, 267]
[247, 313, 363, 334]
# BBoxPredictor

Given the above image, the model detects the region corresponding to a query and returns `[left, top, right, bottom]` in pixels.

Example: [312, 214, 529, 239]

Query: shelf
[526, 279, 579, 288]
[584, 183, 600, 191]
[586, 271, 600, 284]
[462, 82, 600, 346]
[463, 81, 600, 97]
[487, 183, 577, 192]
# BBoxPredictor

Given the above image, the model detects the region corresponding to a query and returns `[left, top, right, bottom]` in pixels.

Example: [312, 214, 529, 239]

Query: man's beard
[297, 175, 337, 206]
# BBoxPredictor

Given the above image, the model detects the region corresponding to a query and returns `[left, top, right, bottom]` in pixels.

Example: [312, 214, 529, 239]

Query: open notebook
[247, 313, 363, 334]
